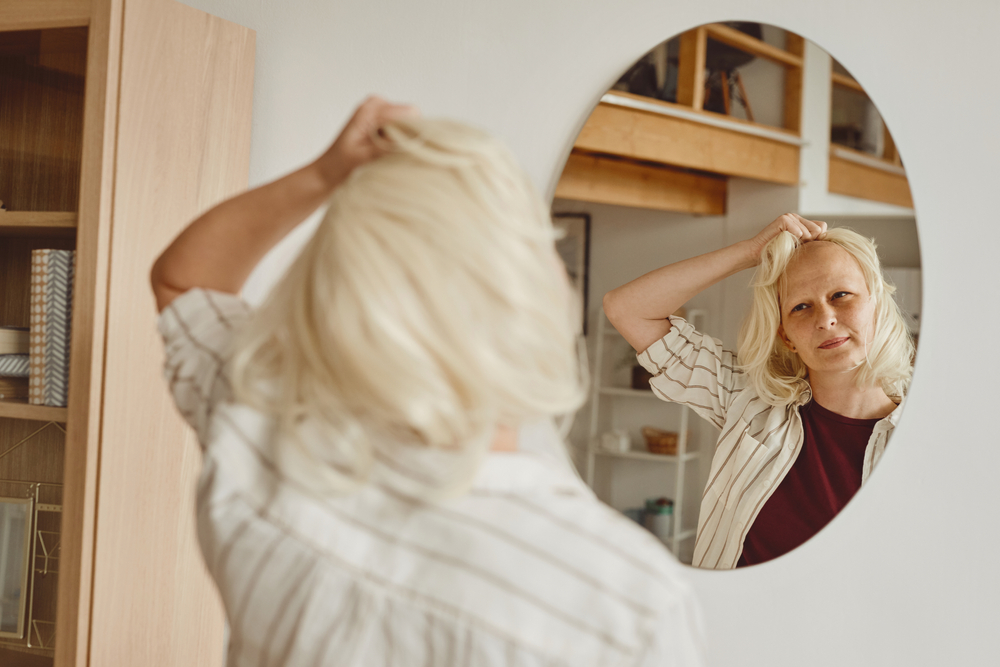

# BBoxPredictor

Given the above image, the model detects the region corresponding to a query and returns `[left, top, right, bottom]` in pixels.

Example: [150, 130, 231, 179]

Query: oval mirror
[554, 22, 920, 568]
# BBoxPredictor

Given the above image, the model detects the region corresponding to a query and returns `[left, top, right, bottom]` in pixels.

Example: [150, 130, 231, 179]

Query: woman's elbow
[602, 289, 623, 324]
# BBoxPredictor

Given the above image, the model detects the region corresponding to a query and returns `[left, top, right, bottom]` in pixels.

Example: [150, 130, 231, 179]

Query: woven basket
[642, 426, 678, 455]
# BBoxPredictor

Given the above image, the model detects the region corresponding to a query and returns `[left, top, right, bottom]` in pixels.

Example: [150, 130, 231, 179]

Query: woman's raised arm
[150, 96, 417, 313]
[603, 213, 826, 354]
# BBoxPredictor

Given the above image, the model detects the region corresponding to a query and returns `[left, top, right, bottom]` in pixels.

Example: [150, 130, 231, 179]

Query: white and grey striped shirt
[637, 316, 903, 571]
[159, 288, 706, 667]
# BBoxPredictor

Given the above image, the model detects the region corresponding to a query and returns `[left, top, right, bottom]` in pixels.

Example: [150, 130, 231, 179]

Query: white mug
[600, 429, 631, 453]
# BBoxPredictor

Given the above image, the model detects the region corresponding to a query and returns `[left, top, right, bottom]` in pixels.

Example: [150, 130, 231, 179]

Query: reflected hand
[314, 95, 420, 189]
[747, 213, 827, 264]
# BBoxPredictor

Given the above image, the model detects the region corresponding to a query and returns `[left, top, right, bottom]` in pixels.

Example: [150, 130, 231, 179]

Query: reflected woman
[604, 214, 913, 569]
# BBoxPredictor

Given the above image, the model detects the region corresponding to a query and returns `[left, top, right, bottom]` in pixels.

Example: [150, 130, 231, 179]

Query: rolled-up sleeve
[635, 316, 747, 429]
[157, 288, 252, 446]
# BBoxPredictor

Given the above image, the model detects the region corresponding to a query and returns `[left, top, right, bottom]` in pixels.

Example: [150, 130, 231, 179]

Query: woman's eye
[832, 291, 850, 299]
[791, 303, 808, 313]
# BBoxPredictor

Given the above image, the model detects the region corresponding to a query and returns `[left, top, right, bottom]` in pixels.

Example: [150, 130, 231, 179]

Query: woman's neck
[808, 371, 898, 420]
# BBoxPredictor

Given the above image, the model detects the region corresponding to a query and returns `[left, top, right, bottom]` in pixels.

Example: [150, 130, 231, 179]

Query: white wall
[178, 1, 1000, 665]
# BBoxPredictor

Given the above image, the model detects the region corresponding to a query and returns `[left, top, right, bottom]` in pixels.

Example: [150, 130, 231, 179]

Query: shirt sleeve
[157, 288, 252, 447]
[635, 316, 747, 429]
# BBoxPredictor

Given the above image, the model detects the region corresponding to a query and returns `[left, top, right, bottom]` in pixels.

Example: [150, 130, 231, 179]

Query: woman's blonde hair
[229, 118, 587, 498]
[737, 228, 914, 407]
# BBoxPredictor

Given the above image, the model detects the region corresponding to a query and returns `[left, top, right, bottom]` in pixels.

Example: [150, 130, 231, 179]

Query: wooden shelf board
[664, 529, 697, 544]
[0, 212, 77, 236]
[600, 387, 662, 399]
[595, 448, 699, 463]
[555, 151, 726, 215]
[0, 1, 91, 31]
[0, 398, 68, 423]
[832, 71, 866, 94]
[575, 99, 800, 186]
[828, 153, 913, 208]
[705, 23, 803, 69]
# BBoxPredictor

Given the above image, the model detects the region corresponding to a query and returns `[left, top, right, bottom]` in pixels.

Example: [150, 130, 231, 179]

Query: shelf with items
[1, 5, 255, 665]
[0, 212, 77, 237]
[584, 308, 707, 562]
[0, 400, 68, 423]
[598, 387, 663, 400]
[826, 60, 912, 208]
[594, 448, 700, 463]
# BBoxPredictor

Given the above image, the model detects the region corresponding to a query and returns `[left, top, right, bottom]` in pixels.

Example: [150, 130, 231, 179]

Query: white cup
[600, 429, 631, 453]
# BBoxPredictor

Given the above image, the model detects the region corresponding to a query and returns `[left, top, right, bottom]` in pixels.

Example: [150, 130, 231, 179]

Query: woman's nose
[815, 302, 837, 328]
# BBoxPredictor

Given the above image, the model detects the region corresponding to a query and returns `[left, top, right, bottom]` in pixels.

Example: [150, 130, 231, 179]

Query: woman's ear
[777, 324, 796, 353]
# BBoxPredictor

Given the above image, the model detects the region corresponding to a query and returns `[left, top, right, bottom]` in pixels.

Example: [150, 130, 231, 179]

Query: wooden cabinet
[0, 2, 254, 665]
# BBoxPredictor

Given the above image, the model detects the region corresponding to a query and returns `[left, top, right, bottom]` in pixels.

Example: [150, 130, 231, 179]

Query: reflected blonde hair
[229, 118, 587, 498]
[737, 228, 914, 407]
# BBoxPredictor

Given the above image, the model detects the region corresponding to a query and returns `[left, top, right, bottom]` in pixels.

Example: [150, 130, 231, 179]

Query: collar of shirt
[470, 451, 587, 497]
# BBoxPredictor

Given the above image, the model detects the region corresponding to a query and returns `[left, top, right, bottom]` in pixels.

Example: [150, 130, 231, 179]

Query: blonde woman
[151, 98, 704, 666]
[604, 214, 913, 570]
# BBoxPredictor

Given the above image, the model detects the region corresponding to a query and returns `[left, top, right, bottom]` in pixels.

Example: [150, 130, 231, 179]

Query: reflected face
[778, 242, 876, 377]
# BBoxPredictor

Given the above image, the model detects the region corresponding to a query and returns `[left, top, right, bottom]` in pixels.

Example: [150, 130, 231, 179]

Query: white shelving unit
[584, 309, 707, 556]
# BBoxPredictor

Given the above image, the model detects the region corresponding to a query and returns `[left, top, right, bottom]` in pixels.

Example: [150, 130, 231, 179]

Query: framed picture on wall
[553, 212, 591, 335]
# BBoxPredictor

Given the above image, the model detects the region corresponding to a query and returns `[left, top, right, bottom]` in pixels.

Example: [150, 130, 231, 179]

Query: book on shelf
[29, 249, 76, 408]
[0, 354, 30, 377]
[0, 327, 29, 355]
[0, 376, 29, 400]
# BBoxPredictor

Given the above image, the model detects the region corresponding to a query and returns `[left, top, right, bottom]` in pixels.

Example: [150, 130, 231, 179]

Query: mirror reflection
[556, 22, 919, 568]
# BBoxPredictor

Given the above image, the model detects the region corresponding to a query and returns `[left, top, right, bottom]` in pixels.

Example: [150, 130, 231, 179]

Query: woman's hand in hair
[747, 213, 827, 264]
[313, 96, 420, 190]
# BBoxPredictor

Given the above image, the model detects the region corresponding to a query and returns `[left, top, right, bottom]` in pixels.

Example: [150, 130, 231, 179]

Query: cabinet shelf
[0, 398, 68, 423]
[599, 387, 661, 399]
[664, 529, 696, 545]
[594, 448, 699, 463]
[0, 211, 77, 236]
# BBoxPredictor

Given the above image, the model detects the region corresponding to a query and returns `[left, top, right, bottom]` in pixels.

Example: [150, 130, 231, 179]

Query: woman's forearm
[150, 161, 337, 312]
[604, 239, 758, 353]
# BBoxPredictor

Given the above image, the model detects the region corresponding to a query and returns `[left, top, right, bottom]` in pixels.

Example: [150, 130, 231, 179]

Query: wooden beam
[782, 33, 805, 133]
[832, 71, 866, 93]
[0, 0, 91, 30]
[828, 153, 913, 208]
[574, 102, 800, 185]
[676, 27, 707, 110]
[704, 23, 803, 68]
[555, 151, 727, 214]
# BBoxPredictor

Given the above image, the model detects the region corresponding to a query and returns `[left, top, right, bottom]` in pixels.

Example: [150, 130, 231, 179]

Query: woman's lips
[819, 337, 849, 349]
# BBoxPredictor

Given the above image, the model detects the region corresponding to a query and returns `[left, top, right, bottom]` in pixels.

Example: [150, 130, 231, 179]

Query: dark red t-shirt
[736, 400, 879, 567]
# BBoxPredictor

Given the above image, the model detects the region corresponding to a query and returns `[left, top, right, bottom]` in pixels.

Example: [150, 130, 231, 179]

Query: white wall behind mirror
[554, 21, 921, 568]
[179, 0, 998, 664]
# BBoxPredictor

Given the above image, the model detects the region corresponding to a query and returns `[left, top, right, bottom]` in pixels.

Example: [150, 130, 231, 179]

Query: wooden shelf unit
[829, 68, 912, 207]
[555, 25, 807, 213]
[1, 2, 254, 665]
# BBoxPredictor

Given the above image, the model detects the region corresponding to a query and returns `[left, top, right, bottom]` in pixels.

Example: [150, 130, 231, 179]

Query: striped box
[29, 249, 75, 407]
[0, 354, 30, 377]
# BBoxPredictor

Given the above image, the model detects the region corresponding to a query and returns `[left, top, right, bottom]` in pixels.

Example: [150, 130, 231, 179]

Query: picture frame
[553, 212, 592, 335]
[0, 496, 33, 640]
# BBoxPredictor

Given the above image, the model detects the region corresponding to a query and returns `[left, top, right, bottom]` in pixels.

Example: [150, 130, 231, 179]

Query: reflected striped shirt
[636, 316, 903, 571]
[158, 288, 706, 667]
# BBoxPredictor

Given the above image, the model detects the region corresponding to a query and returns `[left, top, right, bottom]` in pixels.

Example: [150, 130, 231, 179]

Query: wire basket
[641, 426, 678, 455]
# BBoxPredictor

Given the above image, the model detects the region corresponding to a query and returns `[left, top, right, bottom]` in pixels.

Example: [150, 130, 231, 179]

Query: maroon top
[736, 400, 879, 567]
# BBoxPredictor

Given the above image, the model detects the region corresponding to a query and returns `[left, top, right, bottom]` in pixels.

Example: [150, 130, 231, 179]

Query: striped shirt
[158, 288, 706, 667]
[636, 316, 903, 570]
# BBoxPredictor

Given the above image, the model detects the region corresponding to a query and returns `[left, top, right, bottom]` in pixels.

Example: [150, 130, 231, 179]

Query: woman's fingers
[315, 96, 420, 188]
[790, 214, 827, 241]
